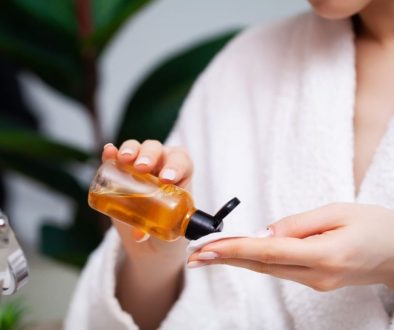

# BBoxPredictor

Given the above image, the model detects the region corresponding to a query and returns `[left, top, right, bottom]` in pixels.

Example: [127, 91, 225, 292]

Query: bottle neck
[184, 209, 223, 240]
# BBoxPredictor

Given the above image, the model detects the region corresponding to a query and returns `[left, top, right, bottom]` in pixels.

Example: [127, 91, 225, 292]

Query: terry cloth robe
[65, 11, 394, 330]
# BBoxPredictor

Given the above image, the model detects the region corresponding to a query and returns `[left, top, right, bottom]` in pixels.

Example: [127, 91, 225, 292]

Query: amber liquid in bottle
[88, 162, 196, 241]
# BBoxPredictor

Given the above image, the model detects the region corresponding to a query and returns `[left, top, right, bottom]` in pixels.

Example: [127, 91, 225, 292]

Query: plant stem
[75, 0, 103, 150]
[75, 0, 109, 234]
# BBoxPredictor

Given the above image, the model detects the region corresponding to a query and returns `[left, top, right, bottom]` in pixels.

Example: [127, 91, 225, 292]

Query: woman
[66, 0, 394, 329]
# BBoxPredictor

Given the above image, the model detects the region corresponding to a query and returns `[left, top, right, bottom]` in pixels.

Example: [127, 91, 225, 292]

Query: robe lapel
[267, 14, 355, 221]
[357, 118, 394, 208]
[270, 14, 391, 330]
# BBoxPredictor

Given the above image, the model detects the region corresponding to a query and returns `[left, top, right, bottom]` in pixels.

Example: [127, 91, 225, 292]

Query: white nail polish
[187, 261, 208, 269]
[135, 233, 150, 243]
[161, 168, 177, 181]
[135, 156, 151, 166]
[104, 143, 114, 149]
[120, 147, 135, 156]
[197, 251, 219, 260]
[256, 227, 273, 238]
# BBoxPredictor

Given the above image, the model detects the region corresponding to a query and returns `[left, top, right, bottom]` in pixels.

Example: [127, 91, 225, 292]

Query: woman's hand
[103, 140, 194, 329]
[102, 139, 193, 261]
[188, 203, 394, 291]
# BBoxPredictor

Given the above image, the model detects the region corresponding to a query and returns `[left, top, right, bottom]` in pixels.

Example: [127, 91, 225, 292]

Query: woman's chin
[308, 0, 371, 20]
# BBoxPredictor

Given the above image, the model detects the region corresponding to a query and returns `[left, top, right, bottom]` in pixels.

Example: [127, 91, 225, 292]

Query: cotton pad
[186, 229, 272, 257]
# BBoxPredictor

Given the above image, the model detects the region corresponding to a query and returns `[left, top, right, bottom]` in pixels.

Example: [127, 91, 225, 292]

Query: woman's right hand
[102, 139, 193, 263]
[102, 140, 193, 328]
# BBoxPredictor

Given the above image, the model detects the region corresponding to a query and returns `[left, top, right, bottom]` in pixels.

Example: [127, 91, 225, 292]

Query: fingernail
[187, 261, 208, 269]
[104, 143, 114, 149]
[256, 227, 273, 238]
[120, 147, 135, 156]
[135, 233, 150, 243]
[161, 168, 177, 181]
[197, 251, 219, 260]
[135, 156, 151, 166]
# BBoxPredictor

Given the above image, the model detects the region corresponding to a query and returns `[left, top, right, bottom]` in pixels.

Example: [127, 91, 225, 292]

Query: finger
[102, 143, 118, 161]
[203, 259, 344, 291]
[188, 258, 312, 284]
[159, 147, 193, 185]
[133, 230, 150, 243]
[133, 140, 163, 173]
[192, 237, 325, 266]
[117, 139, 140, 164]
[112, 218, 149, 243]
[270, 203, 350, 238]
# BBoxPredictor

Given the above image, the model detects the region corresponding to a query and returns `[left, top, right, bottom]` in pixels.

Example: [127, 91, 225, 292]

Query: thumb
[269, 203, 347, 238]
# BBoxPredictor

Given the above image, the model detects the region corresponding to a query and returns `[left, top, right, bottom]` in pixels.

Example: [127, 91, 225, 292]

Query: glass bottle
[88, 161, 240, 241]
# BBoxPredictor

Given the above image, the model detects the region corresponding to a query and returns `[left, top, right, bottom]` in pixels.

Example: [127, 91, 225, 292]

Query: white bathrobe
[66, 12, 394, 330]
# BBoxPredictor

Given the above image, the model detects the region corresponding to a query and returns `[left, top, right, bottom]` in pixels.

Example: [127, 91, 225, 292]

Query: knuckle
[169, 146, 190, 158]
[142, 139, 162, 148]
[168, 147, 193, 168]
[318, 259, 343, 275]
[121, 139, 139, 147]
[259, 247, 279, 264]
[142, 140, 163, 151]
[223, 241, 249, 259]
[227, 245, 242, 259]
[126, 139, 140, 144]
[316, 250, 346, 273]
[311, 278, 339, 292]
[272, 215, 299, 237]
[328, 246, 352, 270]
[286, 215, 302, 234]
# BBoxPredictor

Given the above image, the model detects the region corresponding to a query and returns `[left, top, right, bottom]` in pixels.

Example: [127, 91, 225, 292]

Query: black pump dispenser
[185, 197, 240, 240]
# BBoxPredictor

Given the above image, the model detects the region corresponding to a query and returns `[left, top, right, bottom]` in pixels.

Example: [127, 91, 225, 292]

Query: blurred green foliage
[0, 0, 239, 266]
[0, 300, 25, 330]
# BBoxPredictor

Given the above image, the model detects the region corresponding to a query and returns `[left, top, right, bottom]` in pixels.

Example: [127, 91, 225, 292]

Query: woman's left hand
[188, 203, 394, 291]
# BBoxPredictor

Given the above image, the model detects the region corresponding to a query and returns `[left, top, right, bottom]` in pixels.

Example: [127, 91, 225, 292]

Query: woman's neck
[357, 0, 394, 45]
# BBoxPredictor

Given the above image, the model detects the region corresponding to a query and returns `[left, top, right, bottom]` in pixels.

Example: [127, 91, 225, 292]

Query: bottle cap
[185, 197, 240, 240]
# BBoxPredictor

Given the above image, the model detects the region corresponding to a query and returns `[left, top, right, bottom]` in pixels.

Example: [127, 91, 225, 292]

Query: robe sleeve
[65, 69, 229, 329]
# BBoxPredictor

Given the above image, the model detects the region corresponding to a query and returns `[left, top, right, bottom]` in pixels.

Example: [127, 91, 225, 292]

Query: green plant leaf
[0, 122, 91, 162]
[91, 0, 152, 52]
[0, 0, 83, 101]
[11, 0, 77, 36]
[0, 151, 86, 202]
[0, 300, 25, 330]
[41, 204, 105, 267]
[0, 0, 154, 103]
[116, 30, 239, 144]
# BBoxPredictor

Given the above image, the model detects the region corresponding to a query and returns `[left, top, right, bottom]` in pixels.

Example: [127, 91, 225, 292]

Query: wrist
[116, 250, 185, 329]
[125, 239, 187, 278]
[120, 252, 185, 294]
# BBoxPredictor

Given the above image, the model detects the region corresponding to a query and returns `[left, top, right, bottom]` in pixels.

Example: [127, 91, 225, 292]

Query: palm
[113, 219, 188, 260]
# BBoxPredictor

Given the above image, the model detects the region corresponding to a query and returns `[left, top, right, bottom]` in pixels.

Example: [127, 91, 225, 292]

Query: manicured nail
[135, 233, 150, 243]
[135, 156, 151, 166]
[120, 147, 135, 156]
[104, 143, 114, 149]
[197, 251, 219, 260]
[187, 261, 208, 269]
[161, 168, 177, 181]
[257, 227, 273, 238]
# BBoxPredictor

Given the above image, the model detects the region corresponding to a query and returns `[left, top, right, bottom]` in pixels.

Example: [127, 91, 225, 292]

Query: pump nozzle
[185, 197, 241, 240]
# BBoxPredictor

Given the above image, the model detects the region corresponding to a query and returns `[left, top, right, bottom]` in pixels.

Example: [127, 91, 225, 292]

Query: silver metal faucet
[0, 209, 28, 295]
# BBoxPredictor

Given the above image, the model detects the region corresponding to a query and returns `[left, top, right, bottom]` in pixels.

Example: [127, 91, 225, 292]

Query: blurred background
[0, 0, 308, 328]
